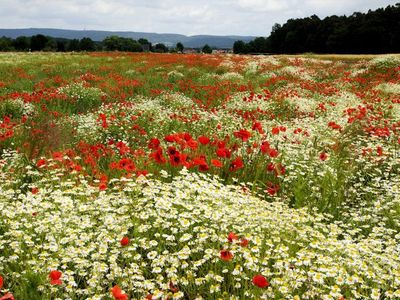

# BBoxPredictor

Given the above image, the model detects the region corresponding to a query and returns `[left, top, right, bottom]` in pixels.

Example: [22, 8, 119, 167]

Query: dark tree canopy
[67, 39, 80, 52]
[234, 3, 400, 54]
[13, 36, 30, 51]
[154, 43, 168, 53]
[0, 36, 14, 51]
[202, 44, 212, 54]
[79, 37, 95, 51]
[103, 36, 143, 52]
[30, 34, 48, 51]
[176, 42, 184, 52]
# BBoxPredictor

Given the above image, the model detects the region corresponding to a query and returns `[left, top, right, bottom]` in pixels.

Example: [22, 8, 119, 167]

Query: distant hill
[0, 28, 256, 49]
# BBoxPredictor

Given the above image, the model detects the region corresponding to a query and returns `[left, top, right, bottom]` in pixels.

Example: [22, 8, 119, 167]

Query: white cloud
[237, 0, 290, 12]
[0, 0, 397, 35]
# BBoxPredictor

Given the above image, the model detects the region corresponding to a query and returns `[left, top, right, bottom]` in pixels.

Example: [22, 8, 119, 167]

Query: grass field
[0, 52, 399, 299]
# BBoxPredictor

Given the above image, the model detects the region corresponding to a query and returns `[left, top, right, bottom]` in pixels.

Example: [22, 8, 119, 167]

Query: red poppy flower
[252, 274, 269, 288]
[187, 139, 198, 150]
[148, 138, 160, 149]
[211, 159, 223, 168]
[267, 162, 275, 172]
[260, 141, 270, 153]
[216, 147, 230, 158]
[271, 127, 280, 135]
[252, 121, 264, 134]
[0, 293, 15, 300]
[99, 182, 107, 191]
[164, 134, 175, 143]
[198, 135, 210, 145]
[220, 250, 233, 261]
[0, 275, 3, 289]
[240, 238, 249, 247]
[319, 152, 328, 161]
[170, 153, 187, 167]
[110, 285, 128, 300]
[267, 148, 279, 158]
[183, 132, 192, 141]
[266, 182, 280, 196]
[234, 129, 252, 142]
[149, 148, 166, 164]
[136, 170, 148, 177]
[52, 152, 63, 161]
[120, 236, 129, 246]
[229, 157, 244, 172]
[227, 232, 239, 242]
[376, 146, 383, 156]
[192, 156, 210, 172]
[49, 270, 62, 285]
[167, 146, 178, 156]
[169, 281, 179, 293]
[36, 159, 47, 168]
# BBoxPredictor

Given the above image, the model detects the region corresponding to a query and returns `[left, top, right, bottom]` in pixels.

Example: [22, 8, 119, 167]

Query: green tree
[67, 39, 80, 51]
[176, 42, 184, 52]
[13, 36, 30, 51]
[202, 44, 212, 54]
[103, 36, 121, 51]
[233, 40, 246, 54]
[103, 36, 143, 52]
[138, 38, 152, 51]
[30, 34, 48, 51]
[0, 36, 14, 51]
[43, 38, 57, 51]
[56, 40, 67, 52]
[154, 43, 168, 53]
[79, 37, 95, 51]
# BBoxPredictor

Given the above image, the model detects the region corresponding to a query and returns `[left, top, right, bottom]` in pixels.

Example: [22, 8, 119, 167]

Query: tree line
[234, 3, 400, 54]
[0, 34, 169, 52]
[0, 34, 217, 54]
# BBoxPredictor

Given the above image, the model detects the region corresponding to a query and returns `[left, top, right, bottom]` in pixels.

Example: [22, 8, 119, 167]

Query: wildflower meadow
[0, 52, 399, 299]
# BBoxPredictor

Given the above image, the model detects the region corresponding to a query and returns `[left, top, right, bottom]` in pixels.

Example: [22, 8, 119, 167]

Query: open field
[0, 52, 399, 299]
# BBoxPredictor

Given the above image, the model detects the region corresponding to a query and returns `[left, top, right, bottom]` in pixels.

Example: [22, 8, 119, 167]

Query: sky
[0, 0, 397, 36]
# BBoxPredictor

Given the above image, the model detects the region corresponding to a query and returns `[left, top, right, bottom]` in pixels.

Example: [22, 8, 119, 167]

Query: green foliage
[0, 36, 14, 51]
[30, 34, 49, 51]
[176, 42, 184, 52]
[154, 43, 168, 53]
[56, 82, 105, 114]
[79, 37, 95, 51]
[13, 36, 30, 51]
[103, 35, 143, 52]
[202, 44, 212, 54]
[235, 3, 400, 54]
[0, 99, 25, 119]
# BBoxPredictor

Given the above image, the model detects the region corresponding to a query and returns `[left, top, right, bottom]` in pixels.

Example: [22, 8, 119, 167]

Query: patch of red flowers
[110, 285, 129, 300]
[227, 232, 239, 242]
[252, 274, 270, 288]
[240, 238, 249, 247]
[229, 156, 244, 172]
[234, 129, 252, 142]
[319, 152, 328, 161]
[49, 270, 62, 285]
[0, 293, 14, 300]
[220, 250, 233, 261]
[120, 236, 129, 247]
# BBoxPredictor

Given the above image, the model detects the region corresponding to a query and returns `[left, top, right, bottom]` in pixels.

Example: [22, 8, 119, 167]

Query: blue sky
[0, 0, 397, 36]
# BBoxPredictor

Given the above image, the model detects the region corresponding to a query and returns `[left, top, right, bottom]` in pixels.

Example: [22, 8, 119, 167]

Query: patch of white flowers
[0, 163, 399, 299]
